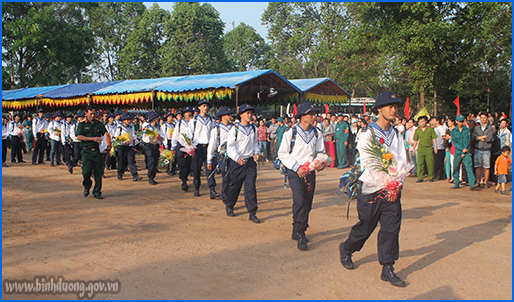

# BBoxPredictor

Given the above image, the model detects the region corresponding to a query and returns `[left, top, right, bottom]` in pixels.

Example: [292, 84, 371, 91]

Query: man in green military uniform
[413, 116, 437, 182]
[275, 117, 288, 151]
[450, 114, 478, 190]
[76, 105, 108, 199]
[335, 114, 349, 169]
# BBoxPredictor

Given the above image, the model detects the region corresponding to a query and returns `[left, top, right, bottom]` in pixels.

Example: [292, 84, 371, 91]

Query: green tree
[117, 3, 171, 79]
[222, 23, 270, 71]
[2, 2, 95, 88]
[85, 2, 146, 81]
[159, 2, 228, 76]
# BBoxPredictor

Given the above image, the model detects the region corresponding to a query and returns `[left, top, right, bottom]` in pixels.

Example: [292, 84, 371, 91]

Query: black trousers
[45, 138, 51, 160]
[10, 136, 23, 162]
[287, 169, 316, 234]
[165, 141, 177, 174]
[145, 144, 160, 180]
[104, 150, 116, 170]
[2, 138, 8, 163]
[177, 147, 192, 183]
[225, 158, 258, 213]
[32, 133, 47, 164]
[63, 143, 72, 166]
[117, 145, 138, 177]
[71, 142, 82, 166]
[193, 144, 216, 190]
[343, 189, 402, 266]
[434, 149, 446, 180]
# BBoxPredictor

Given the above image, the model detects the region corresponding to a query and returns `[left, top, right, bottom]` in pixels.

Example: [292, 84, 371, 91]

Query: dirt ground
[2, 154, 512, 300]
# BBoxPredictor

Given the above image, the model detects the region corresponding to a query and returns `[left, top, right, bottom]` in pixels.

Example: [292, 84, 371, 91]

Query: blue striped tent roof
[2, 85, 69, 101]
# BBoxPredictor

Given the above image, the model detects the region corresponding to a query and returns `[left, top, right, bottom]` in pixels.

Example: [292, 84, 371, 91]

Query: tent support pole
[235, 85, 239, 110]
[151, 90, 155, 111]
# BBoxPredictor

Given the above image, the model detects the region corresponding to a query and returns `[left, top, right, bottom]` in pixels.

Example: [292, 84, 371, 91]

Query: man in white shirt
[61, 113, 74, 173]
[499, 119, 512, 149]
[225, 104, 260, 223]
[188, 99, 216, 197]
[161, 112, 177, 175]
[278, 102, 325, 250]
[339, 91, 408, 287]
[115, 112, 142, 182]
[32, 109, 48, 165]
[2, 115, 10, 167]
[207, 107, 234, 204]
[104, 114, 117, 171]
[172, 107, 194, 191]
[69, 111, 85, 173]
[433, 116, 447, 180]
[144, 111, 165, 185]
[47, 110, 64, 166]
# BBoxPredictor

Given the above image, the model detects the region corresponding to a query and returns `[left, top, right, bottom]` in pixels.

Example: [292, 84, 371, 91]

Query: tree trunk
[434, 89, 438, 116]
[420, 89, 425, 109]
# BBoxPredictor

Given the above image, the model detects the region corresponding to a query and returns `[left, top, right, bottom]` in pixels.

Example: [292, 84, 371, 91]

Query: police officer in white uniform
[225, 104, 261, 223]
[278, 102, 325, 250]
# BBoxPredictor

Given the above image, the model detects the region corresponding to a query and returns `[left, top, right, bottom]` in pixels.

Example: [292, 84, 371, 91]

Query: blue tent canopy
[93, 77, 185, 95]
[42, 81, 123, 98]
[2, 88, 27, 98]
[2, 85, 69, 101]
[154, 70, 301, 93]
[289, 78, 349, 95]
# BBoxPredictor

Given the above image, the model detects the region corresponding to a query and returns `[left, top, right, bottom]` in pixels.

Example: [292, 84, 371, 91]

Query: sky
[143, 2, 270, 41]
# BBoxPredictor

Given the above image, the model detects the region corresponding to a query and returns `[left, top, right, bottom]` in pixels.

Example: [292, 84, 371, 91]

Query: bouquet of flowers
[361, 135, 413, 201]
[53, 127, 62, 136]
[167, 128, 174, 140]
[258, 146, 266, 165]
[178, 133, 196, 157]
[13, 125, 28, 137]
[299, 151, 334, 172]
[158, 149, 175, 170]
[110, 132, 131, 156]
[137, 128, 161, 144]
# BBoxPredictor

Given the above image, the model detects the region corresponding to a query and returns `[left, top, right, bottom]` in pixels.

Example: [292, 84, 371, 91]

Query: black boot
[209, 187, 220, 199]
[339, 242, 354, 270]
[296, 232, 308, 250]
[225, 205, 235, 217]
[381, 265, 406, 287]
[292, 229, 309, 242]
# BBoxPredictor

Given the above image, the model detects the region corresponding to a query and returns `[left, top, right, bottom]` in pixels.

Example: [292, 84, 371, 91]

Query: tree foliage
[222, 23, 270, 71]
[159, 2, 228, 76]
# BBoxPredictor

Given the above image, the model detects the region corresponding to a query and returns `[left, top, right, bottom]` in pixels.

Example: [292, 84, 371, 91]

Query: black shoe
[194, 189, 200, 196]
[56, 162, 62, 165]
[94, 194, 104, 200]
[381, 265, 406, 287]
[167, 171, 174, 176]
[416, 179, 423, 183]
[210, 187, 220, 199]
[102, 174, 106, 178]
[156, 170, 162, 173]
[106, 167, 111, 170]
[118, 175, 123, 180]
[149, 178, 158, 185]
[292, 230, 309, 242]
[249, 212, 260, 223]
[133, 175, 143, 181]
[68, 165, 73, 174]
[297, 232, 308, 250]
[2, 163, 7, 167]
[182, 183, 189, 191]
[429, 178, 434, 182]
[226, 206, 235, 217]
[50, 162, 55, 166]
[470, 183, 480, 191]
[83, 188, 90, 197]
[19, 160, 26, 163]
[339, 242, 354, 270]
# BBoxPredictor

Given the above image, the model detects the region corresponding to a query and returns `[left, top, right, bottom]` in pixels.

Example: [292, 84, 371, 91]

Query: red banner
[404, 97, 410, 119]
[453, 97, 460, 116]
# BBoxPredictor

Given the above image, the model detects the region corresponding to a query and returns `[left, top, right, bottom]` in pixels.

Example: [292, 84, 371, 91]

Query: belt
[197, 144, 208, 147]
[420, 146, 433, 148]
[83, 147, 98, 151]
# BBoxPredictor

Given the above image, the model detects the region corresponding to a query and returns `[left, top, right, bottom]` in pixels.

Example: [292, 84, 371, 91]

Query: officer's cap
[182, 107, 194, 113]
[54, 110, 63, 118]
[106, 114, 115, 120]
[165, 112, 174, 119]
[147, 111, 160, 122]
[238, 104, 255, 115]
[45, 112, 53, 118]
[295, 102, 320, 119]
[456, 114, 465, 122]
[372, 91, 403, 109]
[114, 110, 122, 116]
[37, 109, 45, 113]
[121, 112, 132, 121]
[216, 107, 234, 118]
[198, 98, 211, 108]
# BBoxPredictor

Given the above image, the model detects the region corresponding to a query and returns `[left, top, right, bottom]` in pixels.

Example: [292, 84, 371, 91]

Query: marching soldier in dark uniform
[8, 113, 25, 163]
[225, 104, 261, 223]
[32, 109, 48, 165]
[278, 102, 325, 250]
[76, 105, 108, 199]
[339, 92, 408, 287]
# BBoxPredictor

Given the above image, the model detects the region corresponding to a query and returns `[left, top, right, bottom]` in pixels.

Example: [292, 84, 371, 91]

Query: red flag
[171, 108, 175, 114]
[363, 99, 367, 114]
[453, 97, 460, 116]
[404, 97, 410, 119]
[325, 104, 329, 114]
[293, 104, 297, 117]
